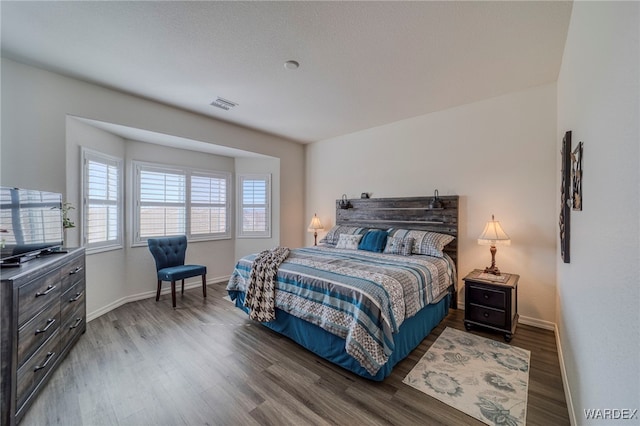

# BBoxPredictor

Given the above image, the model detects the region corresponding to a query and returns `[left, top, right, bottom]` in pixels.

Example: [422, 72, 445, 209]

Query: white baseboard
[518, 315, 555, 331]
[87, 275, 231, 322]
[555, 323, 577, 426]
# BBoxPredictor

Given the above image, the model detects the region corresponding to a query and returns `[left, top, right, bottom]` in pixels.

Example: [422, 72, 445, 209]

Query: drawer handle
[70, 318, 83, 329]
[34, 351, 55, 372]
[35, 318, 56, 335]
[69, 266, 83, 275]
[69, 291, 84, 303]
[35, 285, 56, 297]
[483, 312, 490, 318]
[483, 293, 490, 299]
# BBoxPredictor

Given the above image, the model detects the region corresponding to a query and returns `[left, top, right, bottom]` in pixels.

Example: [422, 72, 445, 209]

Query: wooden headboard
[335, 195, 459, 268]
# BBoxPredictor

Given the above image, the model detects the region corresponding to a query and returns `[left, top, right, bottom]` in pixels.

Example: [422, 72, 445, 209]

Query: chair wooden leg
[171, 281, 177, 308]
[202, 274, 207, 298]
[181, 279, 185, 295]
[156, 280, 162, 301]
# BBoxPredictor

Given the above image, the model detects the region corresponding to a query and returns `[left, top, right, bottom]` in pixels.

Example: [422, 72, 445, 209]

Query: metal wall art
[572, 141, 583, 211]
[559, 131, 571, 263]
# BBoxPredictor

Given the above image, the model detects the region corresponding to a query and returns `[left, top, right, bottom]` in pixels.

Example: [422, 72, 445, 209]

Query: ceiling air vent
[210, 97, 238, 111]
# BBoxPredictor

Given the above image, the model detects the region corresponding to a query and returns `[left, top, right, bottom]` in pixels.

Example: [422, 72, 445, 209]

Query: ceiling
[1, 1, 572, 144]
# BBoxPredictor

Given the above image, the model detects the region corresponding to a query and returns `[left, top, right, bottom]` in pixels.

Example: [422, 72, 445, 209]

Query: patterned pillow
[335, 233, 363, 250]
[383, 236, 414, 256]
[387, 229, 454, 257]
[319, 225, 367, 245]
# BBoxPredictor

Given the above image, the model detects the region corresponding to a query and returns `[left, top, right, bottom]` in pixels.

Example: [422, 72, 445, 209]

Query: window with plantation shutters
[82, 148, 123, 253]
[191, 174, 227, 236]
[138, 167, 186, 239]
[237, 174, 271, 238]
[133, 161, 230, 245]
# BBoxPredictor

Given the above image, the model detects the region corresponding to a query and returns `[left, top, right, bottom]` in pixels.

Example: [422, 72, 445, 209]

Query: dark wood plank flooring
[21, 282, 569, 425]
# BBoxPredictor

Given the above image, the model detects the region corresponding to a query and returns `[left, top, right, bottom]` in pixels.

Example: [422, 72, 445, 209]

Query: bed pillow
[383, 236, 414, 256]
[358, 230, 388, 252]
[335, 233, 363, 250]
[387, 229, 455, 257]
[319, 225, 366, 245]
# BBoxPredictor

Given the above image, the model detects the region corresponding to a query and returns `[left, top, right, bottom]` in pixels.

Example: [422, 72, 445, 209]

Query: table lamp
[308, 213, 324, 246]
[477, 214, 511, 275]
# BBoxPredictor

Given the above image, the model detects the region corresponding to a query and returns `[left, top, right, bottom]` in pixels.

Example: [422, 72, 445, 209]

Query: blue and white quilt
[226, 246, 456, 375]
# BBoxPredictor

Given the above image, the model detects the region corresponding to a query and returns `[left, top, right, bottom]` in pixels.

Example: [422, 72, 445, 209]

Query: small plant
[62, 202, 75, 229]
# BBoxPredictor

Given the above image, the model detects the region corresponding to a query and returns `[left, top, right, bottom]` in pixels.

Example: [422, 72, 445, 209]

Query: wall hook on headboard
[339, 194, 352, 209]
[429, 189, 444, 209]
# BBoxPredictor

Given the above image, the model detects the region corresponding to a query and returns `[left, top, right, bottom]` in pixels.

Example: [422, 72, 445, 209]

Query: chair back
[147, 236, 188, 271]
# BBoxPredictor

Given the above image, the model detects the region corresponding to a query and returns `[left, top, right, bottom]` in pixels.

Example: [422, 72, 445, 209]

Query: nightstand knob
[483, 312, 489, 318]
[483, 293, 489, 299]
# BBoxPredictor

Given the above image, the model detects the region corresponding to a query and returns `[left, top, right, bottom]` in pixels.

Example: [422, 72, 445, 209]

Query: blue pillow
[358, 230, 388, 252]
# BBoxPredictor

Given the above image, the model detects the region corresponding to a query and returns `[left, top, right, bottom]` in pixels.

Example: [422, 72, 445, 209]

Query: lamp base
[483, 244, 501, 275]
[483, 265, 501, 276]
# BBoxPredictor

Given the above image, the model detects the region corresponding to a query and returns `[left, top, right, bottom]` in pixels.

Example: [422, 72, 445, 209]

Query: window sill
[86, 244, 124, 256]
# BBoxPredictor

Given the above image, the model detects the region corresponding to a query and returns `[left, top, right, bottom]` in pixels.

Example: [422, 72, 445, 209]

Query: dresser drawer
[17, 301, 61, 367]
[60, 255, 85, 294]
[467, 284, 506, 310]
[60, 305, 85, 352]
[18, 270, 61, 327]
[61, 281, 85, 321]
[16, 330, 60, 408]
[467, 304, 507, 328]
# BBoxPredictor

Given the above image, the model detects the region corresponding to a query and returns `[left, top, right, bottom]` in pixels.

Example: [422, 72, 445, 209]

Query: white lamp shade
[477, 215, 511, 246]
[307, 214, 324, 232]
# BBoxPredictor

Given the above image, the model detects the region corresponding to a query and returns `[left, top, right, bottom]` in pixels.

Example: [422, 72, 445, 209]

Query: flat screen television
[0, 187, 64, 265]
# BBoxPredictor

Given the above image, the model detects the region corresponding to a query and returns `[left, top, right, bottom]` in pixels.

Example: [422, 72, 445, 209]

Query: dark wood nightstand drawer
[467, 284, 506, 310]
[467, 304, 507, 328]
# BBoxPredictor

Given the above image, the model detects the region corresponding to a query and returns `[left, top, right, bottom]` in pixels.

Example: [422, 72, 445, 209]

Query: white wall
[1, 58, 305, 318]
[306, 83, 558, 325]
[556, 2, 639, 424]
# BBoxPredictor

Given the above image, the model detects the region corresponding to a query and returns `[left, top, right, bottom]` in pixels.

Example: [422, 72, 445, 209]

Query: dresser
[1, 248, 86, 426]
[463, 269, 519, 342]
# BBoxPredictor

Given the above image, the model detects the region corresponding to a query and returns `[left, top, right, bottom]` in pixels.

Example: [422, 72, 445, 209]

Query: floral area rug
[403, 327, 530, 425]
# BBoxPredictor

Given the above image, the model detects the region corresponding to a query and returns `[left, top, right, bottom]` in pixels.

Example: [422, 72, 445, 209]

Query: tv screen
[0, 187, 64, 264]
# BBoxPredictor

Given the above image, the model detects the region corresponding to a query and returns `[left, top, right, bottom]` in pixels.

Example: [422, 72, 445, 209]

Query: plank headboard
[335, 195, 459, 268]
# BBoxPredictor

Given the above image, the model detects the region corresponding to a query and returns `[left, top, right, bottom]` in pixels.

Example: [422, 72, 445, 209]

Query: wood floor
[21, 282, 570, 426]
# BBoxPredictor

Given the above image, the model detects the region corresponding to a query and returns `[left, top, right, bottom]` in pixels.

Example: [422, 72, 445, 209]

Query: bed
[226, 195, 458, 381]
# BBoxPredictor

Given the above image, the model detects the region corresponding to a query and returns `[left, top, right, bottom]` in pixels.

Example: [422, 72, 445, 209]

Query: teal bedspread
[227, 246, 455, 376]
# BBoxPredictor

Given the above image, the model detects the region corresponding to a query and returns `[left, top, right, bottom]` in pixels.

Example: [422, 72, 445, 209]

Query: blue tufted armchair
[147, 236, 207, 308]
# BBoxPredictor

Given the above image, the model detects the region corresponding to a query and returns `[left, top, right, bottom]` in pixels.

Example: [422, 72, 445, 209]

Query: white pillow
[335, 233, 363, 250]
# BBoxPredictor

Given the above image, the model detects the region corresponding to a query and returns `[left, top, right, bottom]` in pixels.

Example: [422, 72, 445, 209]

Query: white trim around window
[81, 147, 124, 254]
[132, 161, 231, 246]
[237, 173, 271, 238]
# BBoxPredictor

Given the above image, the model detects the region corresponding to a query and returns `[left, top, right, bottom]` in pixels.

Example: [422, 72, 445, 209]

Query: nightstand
[463, 269, 519, 342]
